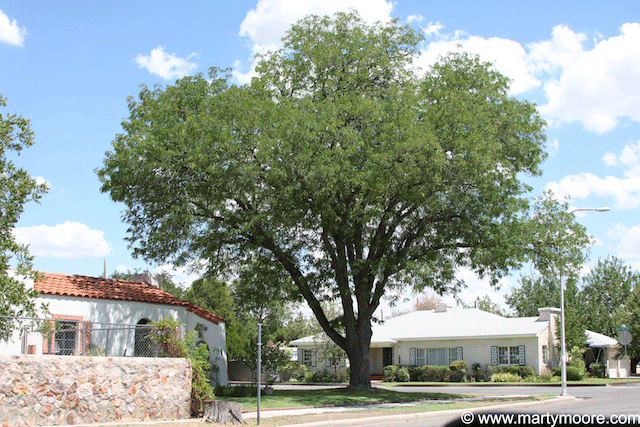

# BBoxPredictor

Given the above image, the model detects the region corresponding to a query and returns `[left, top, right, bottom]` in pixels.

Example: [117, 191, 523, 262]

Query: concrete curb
[279, 396, 576, 427]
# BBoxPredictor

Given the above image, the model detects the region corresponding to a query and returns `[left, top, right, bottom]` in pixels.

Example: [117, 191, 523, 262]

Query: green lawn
[224, 387, 464, 411]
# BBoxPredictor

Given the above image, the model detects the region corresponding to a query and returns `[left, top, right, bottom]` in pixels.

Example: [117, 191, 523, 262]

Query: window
[410, 347, 462, 366]
[55, 321, 77, 355]
[492, 346, 525, 366]
[300, 349, 316, 367]
[542, 345, 549, 364]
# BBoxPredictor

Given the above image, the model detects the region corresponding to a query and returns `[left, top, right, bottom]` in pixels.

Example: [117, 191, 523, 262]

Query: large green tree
[582, 256, 639, 338]
[98, 13, 548, 387]
[0, 95, 48, 340]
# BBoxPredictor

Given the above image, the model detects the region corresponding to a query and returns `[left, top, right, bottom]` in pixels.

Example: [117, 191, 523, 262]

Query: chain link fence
[2, 316, 175, 357]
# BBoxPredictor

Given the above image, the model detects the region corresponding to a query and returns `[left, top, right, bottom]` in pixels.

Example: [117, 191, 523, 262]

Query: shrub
[492, 365, 535, 379]
[304, 370, 347, 383]
[409, 365, 451, 382]
[396, 367, 410, 382]
[471, 364, 492, 382]
[148, 318, 214, 417]
[214, 385, 255, 397]
[552, 365, 586, 381]
[383, 365, 399, 382]
[490, 372, 521, 382]
[590, 363, 606, 378]
[450, 360, 469, 371]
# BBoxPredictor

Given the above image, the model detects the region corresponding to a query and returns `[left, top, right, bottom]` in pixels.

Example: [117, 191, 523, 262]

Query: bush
[450, 360, 469, 371]
[490, 372, 521, 382]
[590, 363, 606, 378]
[470, 364, 492, 382]
[408, 365, 451, 382]
[396, 367, 410, 382]
[383, 365, 399, 382]
[552, 365, 586, 381]
[304, 370, 347, 383]
[148, 318, 214, 417]
[492, 365, 535, 379]
[214, 385, 255, 397]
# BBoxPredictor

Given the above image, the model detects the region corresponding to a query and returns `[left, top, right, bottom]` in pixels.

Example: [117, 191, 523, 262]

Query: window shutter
[312, 349, 317, 367]
[456, 347, 463, 361]
[326, 357, 331, 367]
[410, 348, 416, 366]
[491, 346, 498, 366]
[518, 345, 525, 366]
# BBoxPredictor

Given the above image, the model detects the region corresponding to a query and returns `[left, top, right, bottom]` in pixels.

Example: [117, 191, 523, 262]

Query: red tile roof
[35, 272, 223, 325]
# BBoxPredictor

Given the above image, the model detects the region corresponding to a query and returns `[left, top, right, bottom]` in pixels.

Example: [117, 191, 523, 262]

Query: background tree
[0, 95, 48, 340]
[581, 256, 638, 338]
[98, 12, 548, 387]
[468, 295, 510, 317]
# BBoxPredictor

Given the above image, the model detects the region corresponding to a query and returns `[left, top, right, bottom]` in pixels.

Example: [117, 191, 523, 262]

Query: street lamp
[559, 206, 609, 397]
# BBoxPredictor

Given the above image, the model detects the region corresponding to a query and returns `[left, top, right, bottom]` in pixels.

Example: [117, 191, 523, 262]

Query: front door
[383, 347, 393, 367]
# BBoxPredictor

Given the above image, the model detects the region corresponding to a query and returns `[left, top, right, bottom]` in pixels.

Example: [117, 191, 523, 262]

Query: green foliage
[590, 363, 606, 378]
[492, 365, 535, 379]
[490, 372, 522, 382]
[552, 365, 586, 381]
[408, 365, 453, 382]
[98, 12, 548, 387]
[214, 385, 256, 398]
[467, 295, 510, 317]
[568, 345, 587, 378]
[0, 95, 50, 341]
[383, 365, 399, 382]
[147, 318, 214, 416]
[582, 257, 639, 338]
[304, 370, 347, 383]
[396, 367, 410, 382]
[471, 363, 492, 382]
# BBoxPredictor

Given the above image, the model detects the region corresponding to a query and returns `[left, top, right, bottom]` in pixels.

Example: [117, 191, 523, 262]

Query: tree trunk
[345, 334, 372, 388]
[202, 400, 245, 425]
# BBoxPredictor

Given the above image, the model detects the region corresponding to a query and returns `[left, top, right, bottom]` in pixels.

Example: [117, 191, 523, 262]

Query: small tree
[0, 95, 49, 341]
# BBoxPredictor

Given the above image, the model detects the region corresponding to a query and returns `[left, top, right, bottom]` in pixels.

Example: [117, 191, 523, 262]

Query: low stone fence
[0, 355, 192, 427]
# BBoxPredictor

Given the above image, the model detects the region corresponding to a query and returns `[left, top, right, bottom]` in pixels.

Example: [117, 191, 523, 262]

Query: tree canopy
[98, 12, 548, 387]
[0, 94, 48, 340]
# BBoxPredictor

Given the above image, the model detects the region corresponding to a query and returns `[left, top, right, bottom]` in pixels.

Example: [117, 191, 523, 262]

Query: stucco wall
[0, 355, 191, 427]
[0, 294, 228, 385]
[394, 336, 542, 374]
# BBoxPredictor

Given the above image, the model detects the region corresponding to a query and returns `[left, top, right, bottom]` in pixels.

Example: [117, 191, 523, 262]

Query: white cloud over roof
[13, 222, 111, 258]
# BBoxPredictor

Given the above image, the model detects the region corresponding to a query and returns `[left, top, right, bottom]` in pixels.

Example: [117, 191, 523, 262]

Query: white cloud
[0, 9, 26, 47]
[234, 0, 394, 83]
[135, 46, 197, 80]
[532, 23, 640, 133]
[608, 224, 640, 270]
[13, 222, 111, 258]
[407, 14, 425, 25]
[546, 140, 640, 209]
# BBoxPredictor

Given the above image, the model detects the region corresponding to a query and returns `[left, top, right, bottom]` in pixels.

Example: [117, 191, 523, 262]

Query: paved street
[362, 384, 640, 427]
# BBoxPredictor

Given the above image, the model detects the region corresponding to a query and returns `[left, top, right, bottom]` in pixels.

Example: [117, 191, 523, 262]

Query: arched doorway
[134, 318, 152, 357]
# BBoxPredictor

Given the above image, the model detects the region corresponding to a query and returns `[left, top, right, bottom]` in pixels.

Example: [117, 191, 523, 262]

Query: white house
[585, 330, 629, 379]
[0, 271, 228, 385]
[291, 303, 561, 377]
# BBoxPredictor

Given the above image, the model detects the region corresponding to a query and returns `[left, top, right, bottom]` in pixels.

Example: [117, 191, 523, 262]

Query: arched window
[134, 318, 152, 357]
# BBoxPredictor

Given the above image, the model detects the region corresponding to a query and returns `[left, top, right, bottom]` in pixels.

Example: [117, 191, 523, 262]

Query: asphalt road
[369, 384, 640, 427]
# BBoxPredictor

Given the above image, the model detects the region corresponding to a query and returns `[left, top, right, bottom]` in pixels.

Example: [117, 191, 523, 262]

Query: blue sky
[2, 0, 639, 310]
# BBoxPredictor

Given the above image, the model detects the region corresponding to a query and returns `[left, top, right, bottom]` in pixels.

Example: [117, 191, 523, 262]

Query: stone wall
[0, 355, 192, 427]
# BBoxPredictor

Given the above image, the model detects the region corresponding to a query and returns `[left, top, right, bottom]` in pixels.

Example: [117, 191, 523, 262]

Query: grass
[223, 387, 464, 411]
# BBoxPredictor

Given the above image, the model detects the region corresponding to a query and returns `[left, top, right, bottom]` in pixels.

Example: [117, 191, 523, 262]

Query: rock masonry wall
[0, 355, 192, 427]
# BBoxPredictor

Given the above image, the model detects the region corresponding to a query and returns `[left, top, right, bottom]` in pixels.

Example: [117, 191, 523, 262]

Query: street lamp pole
[559, 206, 609, 397]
